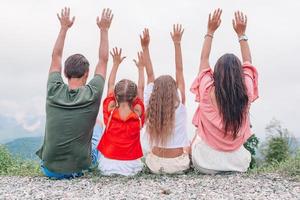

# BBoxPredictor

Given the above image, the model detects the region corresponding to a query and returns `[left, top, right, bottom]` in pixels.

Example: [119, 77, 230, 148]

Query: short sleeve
[243, 62, 259, 102]
[88, 75, 105, 94]
[190, 68, 214, 102]
[102, 93, 116, 125]
[47, 72, 64, 96]
[144, 83, 154, 107]
[132, 97, 146, 126]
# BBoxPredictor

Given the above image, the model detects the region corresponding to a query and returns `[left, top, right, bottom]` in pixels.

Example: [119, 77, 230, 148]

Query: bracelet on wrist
[238, 34, 248, 42]
[205, 33, 214, 38]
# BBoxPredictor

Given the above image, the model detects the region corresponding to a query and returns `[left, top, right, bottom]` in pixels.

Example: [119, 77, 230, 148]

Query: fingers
[234, 11, 247, 25]
[232, 19, 236, 29]
[58, 7, 73, 20]
[172, 24, 184, 34]
[143, 28, 149, 38]
[133, 59, 138, 66]
[71, 16, 75, 24]
[110, 47, 126, 60]
[57, 13, 61, 21]
[121, 56, 126, 62]
[67, 7, 70, 17]
[102, 8, 113, 19]
[133, 51, 144, 67]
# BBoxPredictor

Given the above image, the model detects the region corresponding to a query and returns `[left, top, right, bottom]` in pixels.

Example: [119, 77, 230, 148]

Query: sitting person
[97, 48, 146, 176]
[91, 116, 104, 167]
[36, 8, 113, 179]
[141, 27, 190, 174]
[190, 9, 258, 174]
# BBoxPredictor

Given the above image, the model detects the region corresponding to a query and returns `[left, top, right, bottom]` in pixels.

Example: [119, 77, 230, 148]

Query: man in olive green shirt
[36, 7, 113, 179]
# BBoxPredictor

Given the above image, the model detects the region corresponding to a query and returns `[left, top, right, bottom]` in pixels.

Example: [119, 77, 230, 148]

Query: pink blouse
[190, 62, 258, 152]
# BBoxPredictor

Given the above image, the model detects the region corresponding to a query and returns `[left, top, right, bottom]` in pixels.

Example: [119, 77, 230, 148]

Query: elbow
[138, 85, 144, 92]
[100, 56, 109, 64]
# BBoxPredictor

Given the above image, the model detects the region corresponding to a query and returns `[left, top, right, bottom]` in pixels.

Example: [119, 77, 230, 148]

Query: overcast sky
[0, 0, 300, 139]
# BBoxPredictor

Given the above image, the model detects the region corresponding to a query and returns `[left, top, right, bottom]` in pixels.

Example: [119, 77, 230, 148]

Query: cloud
[0, 96, 45, 132]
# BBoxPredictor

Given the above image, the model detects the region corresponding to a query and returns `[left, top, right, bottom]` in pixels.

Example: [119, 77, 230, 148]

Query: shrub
[260, 119, 297, 165]
[0, 145, 15, 174]
[0, 144, 40, 176]
[265, 137, 289, 164]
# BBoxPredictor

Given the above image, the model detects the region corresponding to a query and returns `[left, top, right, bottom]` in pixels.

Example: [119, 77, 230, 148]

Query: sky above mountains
[0, 0, 300, 142]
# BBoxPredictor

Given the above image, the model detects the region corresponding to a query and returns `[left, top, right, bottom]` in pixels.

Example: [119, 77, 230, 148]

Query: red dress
[97, 93, 145, 160]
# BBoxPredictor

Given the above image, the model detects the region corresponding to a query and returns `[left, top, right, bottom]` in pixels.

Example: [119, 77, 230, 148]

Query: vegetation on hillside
[0, 145, 40, 176]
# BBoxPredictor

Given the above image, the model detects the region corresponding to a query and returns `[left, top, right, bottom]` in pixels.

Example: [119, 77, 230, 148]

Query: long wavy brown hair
[213, 53, 249, 139]
[146, 75, 179, 147]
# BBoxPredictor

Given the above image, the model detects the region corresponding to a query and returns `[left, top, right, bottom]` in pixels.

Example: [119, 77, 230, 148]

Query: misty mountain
[5, 136, 43, 160]
[0, 115, 43, 144]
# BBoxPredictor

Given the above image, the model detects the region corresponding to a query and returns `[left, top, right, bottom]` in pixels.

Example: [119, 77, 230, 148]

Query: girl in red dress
[97, 47, 146, 176]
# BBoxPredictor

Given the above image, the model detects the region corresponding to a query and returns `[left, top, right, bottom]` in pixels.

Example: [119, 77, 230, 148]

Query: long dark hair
[213, 53, 249, 139]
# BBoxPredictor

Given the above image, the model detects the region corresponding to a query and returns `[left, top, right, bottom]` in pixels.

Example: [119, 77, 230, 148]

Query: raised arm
[199, 9, 222, 73]
[140, 28, 155, 84]
[171, 24, 186, 104]
[95, 8, 113, 78]
[107, 47, 126, 94]
[49, 7, 75, 74]
[233, 11, 252, 63]
[133, 51, 145, 100]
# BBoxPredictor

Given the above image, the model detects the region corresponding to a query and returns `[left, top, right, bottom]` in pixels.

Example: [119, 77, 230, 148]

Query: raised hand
[171, 24, 184, 44]
[133, 51, 145, 69]
[97, 8, 113, 31]
[140, 28, 150, 49]
[233, 11, 247, 37]
[110, 47, 126, 66]
[57, 7, 75, 30]
[207, 8, 222, 35]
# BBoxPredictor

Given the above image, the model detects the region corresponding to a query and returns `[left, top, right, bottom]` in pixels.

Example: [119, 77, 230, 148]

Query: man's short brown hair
[64, 54, 89, 79]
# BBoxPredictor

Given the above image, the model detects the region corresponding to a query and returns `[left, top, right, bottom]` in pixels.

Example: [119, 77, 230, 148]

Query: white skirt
[98, 156, 143, 176]
[191, 135, 251, 174]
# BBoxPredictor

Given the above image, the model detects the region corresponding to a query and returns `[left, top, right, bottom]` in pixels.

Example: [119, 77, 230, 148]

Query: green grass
[249, 150, 300, 181]
[0, 145, 41, 176]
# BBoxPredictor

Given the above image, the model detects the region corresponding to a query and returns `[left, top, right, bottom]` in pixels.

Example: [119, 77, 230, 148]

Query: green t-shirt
[36, 72, 105, 173]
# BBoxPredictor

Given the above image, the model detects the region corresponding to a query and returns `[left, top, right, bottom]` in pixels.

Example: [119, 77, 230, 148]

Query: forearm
[95, 30, 109, 77]
[174, 43, 184, 77]
[50, 28, 68, 72]
[142, 47, 155, 83]
[107, 64, 118, 94]
[174, 43, 186, 104]
[137, 68, 145, 99]
[239, 40, 252, 63]
[52, 28, 67, 57]
[199, 35, 213, 72]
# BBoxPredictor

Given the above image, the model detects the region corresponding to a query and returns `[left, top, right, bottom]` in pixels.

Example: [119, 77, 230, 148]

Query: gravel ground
[0, 173, 299, 200]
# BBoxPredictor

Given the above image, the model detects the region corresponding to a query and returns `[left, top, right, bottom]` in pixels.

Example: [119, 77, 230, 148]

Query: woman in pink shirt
[190, 9, 258, 174]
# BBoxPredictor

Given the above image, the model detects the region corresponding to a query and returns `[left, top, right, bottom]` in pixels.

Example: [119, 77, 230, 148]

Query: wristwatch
[239, 35, 248, 42]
